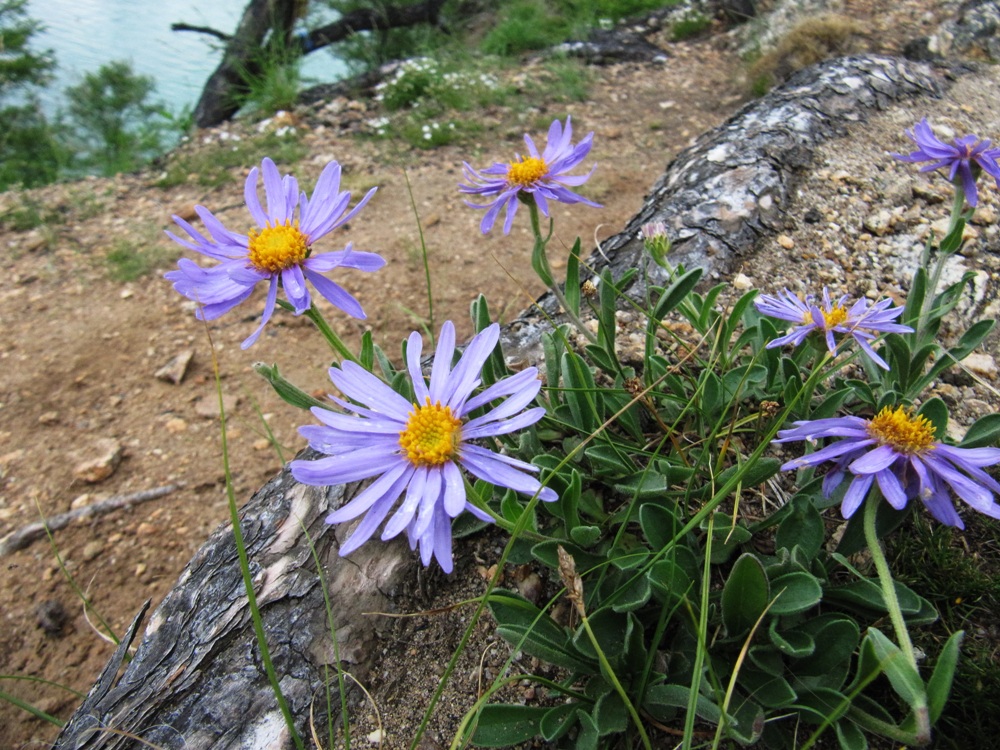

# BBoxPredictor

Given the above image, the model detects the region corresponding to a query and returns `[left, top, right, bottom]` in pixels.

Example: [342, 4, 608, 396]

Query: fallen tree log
[54, 54, 941, 749]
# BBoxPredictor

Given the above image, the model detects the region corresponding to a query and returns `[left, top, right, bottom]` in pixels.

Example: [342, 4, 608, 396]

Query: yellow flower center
[247, 221, 309, 274]
[802, 304, 848, 328]
[867, 406, 936, 455]
[507, 156, 548, 188]
[399, 398, 462, 467]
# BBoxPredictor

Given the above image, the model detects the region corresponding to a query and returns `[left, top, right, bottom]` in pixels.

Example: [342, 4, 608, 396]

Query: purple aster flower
[164, 157, 384, 349]
[754, 288, 912, 369]
[775, 406, 1000, 528]
[892, 118, 1000, 207]
[289, 321, 557, 572]
[459, 116, 601, 235]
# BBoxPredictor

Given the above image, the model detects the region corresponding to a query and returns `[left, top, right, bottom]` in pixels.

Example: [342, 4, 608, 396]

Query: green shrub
[63, 60, 170, 176]
[0, 0, 63, 190]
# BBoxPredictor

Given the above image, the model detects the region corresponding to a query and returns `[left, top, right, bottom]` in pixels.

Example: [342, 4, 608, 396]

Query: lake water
[27, 0, 348, 116]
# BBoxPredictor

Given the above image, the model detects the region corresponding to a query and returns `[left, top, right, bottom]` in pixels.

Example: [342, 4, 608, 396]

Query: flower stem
[862, 490, 930, 742]
[300, 304, 361, 365]
[862, 492, 917, 670]
[527, 201, 597, 343]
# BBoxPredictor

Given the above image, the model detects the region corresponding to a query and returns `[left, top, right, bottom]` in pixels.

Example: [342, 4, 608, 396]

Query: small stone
[252, 438, 271, 451]
[973, 205, 998, 226]
[70, 493, 91, 509]
[195, 393, 239, 418]
[155, 349, 194, 385]
[73, 439, 124, 484]
[776, 234, 794, 249]
[38, 411, 60, 425]
[81, 541, 104, 561]
[962, 352, 998, 379]
[863, 209, 893, 236]
[172, 204, 198, 222]
[732, 272, 753, 291]
[912, 183, 945, 203]
[165, 417, 188, 434]
[119, 288, 134, 299]
[135, 562, 147, 577]
[136, 522, 157, 537]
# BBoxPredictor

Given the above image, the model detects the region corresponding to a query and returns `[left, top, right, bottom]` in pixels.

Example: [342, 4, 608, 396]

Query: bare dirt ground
[0, 2, 966, 746]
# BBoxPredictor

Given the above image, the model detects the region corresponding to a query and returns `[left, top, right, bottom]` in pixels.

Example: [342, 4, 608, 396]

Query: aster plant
[290, 321, 556, 573]
[165, 157, 384, 353]
[754, 287, 912, 369]
[893, 117, 1000, 209]
[894, 118, 1000, 350]
[460, 117, 601, 341]
[460, 116, 600, 236]
[774, 404, 1000, 744]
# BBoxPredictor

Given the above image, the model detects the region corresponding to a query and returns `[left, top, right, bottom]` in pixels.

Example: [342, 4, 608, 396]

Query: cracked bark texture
[55, 53, 945, 749]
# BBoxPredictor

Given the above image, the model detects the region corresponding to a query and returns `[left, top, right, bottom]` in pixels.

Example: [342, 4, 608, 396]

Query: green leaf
[573, 607, 631, 661]
[835, 718, 868, 750]
[826, 575, 932, 617]
[866, 627, 927, 712]
[903, 267, 927, 327]
[614, 471, 671, 501]
[768, 571, 823, 616]
[722, 553, 770, 637]
[253, 362, 330, 411]
[539, 703, 577, 741]
[927, 629, 964, 724]
[561, 350, 599, 433]
[652, 267, 703, 322]
[713, 458, 782, 494]
[594, 691, 627, 735]
[792, 687, 850, 724]
[570, 525, 602, 547]
[740, 667, 798, 708]
[776, 496, 824, 560]
[639, 502, 682, 550]
[726, 696, 765, 745]
[749, 645, 784, 676]
[488, 593, 596, 674]
[648, 550, 697, 604]
[565, 237, 581, 316]
[960, 413, 1000, 448]
[701, 370, 723, 415]
[610, 571, 652, 613]
[470, 704, 547, 747]
[769, 620, 815, 657]
[575, 708, 599, 750]
[643, 684, 722, 724]
[917, 397, 949, 440]
[541, 331, 563, 391]
[794, 617, 860, 690]
[584, 343, 618, 373]
[531, 540, 604, 573]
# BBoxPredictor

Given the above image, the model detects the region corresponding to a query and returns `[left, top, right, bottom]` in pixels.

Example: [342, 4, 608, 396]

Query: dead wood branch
[0, 485, 181, 556]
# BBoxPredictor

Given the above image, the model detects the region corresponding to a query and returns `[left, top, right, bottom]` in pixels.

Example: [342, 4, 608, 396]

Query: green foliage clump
[0, 0, 63, 190]
[154, 131, 307, 189]
[671, 8, 713, 41]
[104, 236, 176, 281]
[63, 60, 171, 176]
[235, 30, 304, 121]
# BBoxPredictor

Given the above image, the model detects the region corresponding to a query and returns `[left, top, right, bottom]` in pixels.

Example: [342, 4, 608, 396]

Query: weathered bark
[189, 0, 301, 128]
[185, 0, 448, 128]
[55, 54, 944, 749]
